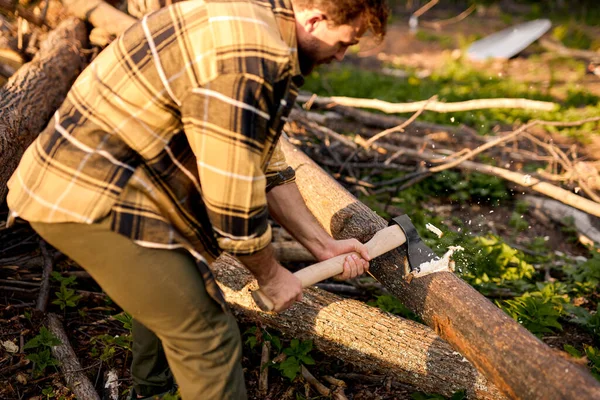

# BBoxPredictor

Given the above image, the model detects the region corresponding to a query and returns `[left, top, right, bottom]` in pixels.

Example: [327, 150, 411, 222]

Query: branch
[297, 94, 558, 114]
[47, 313, 101, 400]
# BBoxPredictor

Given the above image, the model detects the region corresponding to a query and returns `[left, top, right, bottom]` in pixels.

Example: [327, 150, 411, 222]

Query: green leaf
[563, 344, 582, 358]
[24, 327, 61, 350]
[113, 312, 133, 331]
[279, 357, 301, 381]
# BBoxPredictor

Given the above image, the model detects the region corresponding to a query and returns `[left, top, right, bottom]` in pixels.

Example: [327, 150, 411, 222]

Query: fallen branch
[0, 17, 88, 203]
[47, 313, 101, 400]
[272, 241, 315, 263]
[35, 240, 52, 311]
[279, 138, 600, 399]
[302, 365, 348, 400]
[297, 94, 558, 114]
[539, 38, 600, 62]
[259, 341, 270, 395]
[523, 195, 600, 245]
[0, 0, 47, 26]
[213, 254, 505, 399]
[421, 5, 477, 30]
[365, 139, 600, 218]
[429, 117, 600, 174]
[61, 0, 136, 37]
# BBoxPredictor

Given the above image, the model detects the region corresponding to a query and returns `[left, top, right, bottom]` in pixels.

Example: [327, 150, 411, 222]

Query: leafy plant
[274, 339, 315, 381]
[243, 326, 282, 352]
[89, 312, 133, 363]
[509, 201, 530, 232]
[566, 304, 600, 342]
[462, 235, 535, 286]
[52, 285, 82, 310]
[51, 271, 81, 310]
[90, 334, 132, 363]
[27, 349, 60, 378]
[24, 326, 61, 350]
[586, 346, 600, 381]
[24, 327, 61, 377]
[563, 344, 600, 381]
[499, 283, 569, 336]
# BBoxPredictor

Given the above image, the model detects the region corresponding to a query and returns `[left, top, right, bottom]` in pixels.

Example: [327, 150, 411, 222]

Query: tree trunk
[212, 253, 505, 399]
[279, 138, 600, 400]
[0, 17, 87, 204]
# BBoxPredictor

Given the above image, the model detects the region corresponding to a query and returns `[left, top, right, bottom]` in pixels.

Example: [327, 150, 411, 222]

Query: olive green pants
[31, 218, 247, 400]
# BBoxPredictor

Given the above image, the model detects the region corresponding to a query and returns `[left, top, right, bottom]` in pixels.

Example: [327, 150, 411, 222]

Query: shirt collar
[269, 0, 304, 86]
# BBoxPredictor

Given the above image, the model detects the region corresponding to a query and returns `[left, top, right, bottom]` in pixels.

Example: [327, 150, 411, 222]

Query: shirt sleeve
[265, 139, 296, 192]
[181, 74, 274, 256]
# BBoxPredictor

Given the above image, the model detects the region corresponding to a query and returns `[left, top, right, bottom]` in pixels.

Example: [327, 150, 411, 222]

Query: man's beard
[298, 42, 319, 76]
[297, 36, 334, 76]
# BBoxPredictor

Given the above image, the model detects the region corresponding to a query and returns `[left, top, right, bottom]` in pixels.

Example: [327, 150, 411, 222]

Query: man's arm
[267, 181, 370, 279]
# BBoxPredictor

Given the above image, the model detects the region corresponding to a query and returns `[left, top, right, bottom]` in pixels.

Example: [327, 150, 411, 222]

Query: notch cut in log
[212, 253, 505, 399]
[0, 17, 87, 204]
[279, 138, 600, 400]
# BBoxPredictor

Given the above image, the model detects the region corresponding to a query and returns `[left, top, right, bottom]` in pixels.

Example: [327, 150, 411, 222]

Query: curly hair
[292, 0, 389, 42]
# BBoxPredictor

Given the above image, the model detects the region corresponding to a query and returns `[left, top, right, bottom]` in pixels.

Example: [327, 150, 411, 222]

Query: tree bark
[47, 313, 101, 400]
[0, 17, 87, 204]
[279, 138, 600, 400]
[212, 253, 505, 399]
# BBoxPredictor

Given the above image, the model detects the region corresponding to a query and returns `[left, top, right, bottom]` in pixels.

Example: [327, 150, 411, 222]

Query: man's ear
[304, 11, 327, 34]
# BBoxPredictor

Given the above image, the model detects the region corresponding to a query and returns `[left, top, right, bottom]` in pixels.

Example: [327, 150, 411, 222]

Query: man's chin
[299, 62, 317, 76]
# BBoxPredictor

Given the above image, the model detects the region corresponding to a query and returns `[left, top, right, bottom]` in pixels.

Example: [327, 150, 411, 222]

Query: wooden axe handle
[252, 224, 407, 311]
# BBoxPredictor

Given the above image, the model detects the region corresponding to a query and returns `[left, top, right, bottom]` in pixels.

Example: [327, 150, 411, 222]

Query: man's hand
[256, 265, 303, 312]
[238, 244, 303, 312]
[316, 238, 370, 280]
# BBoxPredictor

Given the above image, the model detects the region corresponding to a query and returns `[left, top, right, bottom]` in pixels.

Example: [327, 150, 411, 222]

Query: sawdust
[412, 246, 463, 278]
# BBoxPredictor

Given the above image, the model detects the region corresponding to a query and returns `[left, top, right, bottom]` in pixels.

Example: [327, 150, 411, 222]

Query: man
[7, 0, 388, 398]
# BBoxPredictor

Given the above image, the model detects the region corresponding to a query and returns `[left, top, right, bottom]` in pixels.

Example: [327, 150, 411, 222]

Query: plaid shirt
[8, 0, 303, 300]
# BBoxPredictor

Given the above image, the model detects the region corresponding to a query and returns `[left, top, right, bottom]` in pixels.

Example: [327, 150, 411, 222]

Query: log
[212, 253, 505, 399]
[61, 0, 136, 37]
[47, 313, 101, 400]
[272, 240, 316, 263]
[279, 138, 600, 399]
[0, 17, 87, 204]
[297, 94, 558, 114]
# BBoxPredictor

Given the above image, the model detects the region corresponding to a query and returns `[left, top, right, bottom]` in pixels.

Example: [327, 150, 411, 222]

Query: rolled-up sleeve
[181, 74, 274, 256]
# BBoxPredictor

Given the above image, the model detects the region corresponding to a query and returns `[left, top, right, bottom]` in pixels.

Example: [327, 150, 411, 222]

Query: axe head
[390, 215, 439, 274]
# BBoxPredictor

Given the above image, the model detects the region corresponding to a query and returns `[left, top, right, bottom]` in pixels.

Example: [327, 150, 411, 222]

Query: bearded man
[7, 0, 388, 398]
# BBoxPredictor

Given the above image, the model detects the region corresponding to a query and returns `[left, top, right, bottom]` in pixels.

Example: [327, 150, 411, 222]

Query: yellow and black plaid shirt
[8, 0, 303, 292]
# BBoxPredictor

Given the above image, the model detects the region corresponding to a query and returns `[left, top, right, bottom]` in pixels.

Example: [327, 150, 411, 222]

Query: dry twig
[297, 94, 558, 114]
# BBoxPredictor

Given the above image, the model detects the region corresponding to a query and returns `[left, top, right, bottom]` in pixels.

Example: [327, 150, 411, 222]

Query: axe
[252, 215, 440, 312]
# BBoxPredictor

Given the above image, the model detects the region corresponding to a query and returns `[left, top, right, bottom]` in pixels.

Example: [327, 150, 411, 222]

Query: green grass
[303, 58, 600, 135]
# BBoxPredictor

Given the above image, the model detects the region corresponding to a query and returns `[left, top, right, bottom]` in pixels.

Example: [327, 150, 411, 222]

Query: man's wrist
[237, 244, 281, 284]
